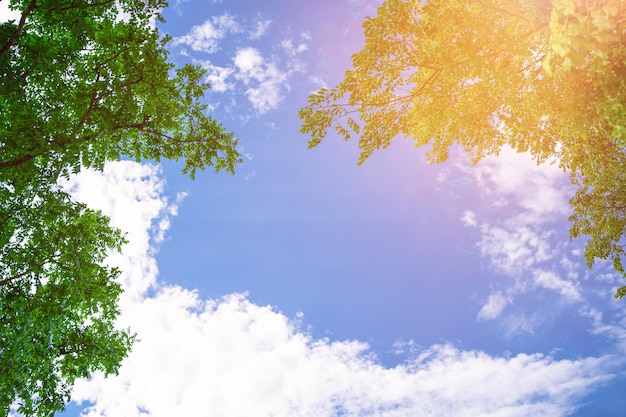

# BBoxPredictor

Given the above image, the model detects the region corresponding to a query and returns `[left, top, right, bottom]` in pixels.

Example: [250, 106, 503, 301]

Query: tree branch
[75, 72, 102, 134]
[0, 0, 36, 58]
[0, 153, 37, 170]
[0, 267, 36, 287]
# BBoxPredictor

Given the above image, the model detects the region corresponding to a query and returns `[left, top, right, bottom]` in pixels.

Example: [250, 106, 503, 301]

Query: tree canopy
[0, 0, 241, 415]
[299, 0, 626, 297]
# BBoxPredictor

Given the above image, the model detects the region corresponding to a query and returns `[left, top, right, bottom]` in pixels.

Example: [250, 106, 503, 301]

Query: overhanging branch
[0, 0, 36, 58]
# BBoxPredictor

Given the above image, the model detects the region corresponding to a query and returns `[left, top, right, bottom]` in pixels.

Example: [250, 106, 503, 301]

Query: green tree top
[299, 0, 626, 297]
[0, 0, 241, 184]
[0, 0, 241, 415]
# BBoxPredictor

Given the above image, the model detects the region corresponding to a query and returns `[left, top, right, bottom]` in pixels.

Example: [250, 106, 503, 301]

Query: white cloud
[478, 292, 511, 321]
[173, 20, 221, 52]
[171, 15, 308, 114]
[478, 225, 554, 276]
[473, 146, 570, 220]
[60, 161, 183, 300]
[71, 290, 616, 417]
[456, 147, 581, 321]
[281, 37, 309, 55]
[461, 209, 477, 227]
[194, 46, 297, 113]
[172, 14, 240, 53]
[200, 61, 235, 92]
[212, 13, 240, 33]
[583, 308, 626, 353]
[234, 47, 290, 114]
[59, 161, 617, 417]
[234, 47, 264, 73]
[534, 269, 581, 301]
[250, 19, 271, 39]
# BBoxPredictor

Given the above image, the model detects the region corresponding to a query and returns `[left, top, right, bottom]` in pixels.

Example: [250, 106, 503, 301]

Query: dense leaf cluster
[0, 0, 241, 415]
[299, 0, 626, 297]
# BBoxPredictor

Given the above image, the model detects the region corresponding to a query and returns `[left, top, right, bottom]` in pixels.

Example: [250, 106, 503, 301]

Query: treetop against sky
[2, 0, 626, 416]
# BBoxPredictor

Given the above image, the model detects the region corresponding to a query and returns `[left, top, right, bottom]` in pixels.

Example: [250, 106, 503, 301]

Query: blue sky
[3, 0, 626, 416]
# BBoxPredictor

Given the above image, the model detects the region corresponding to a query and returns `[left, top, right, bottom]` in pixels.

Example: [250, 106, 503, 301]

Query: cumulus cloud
[60, 162, 184, 300]
[72, 291, 615, 417]
[57, 161, 617, 417]
[234, 47, 263, 73]
[202, 62, 235, 92]
[195, 44, 300, 113]
[172, 14, 241, 53]
[233, 47, 290, 113]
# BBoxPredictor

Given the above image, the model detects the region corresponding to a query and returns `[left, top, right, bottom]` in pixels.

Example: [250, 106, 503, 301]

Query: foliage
[299, 0, 626, 297]
[0, 0, 241, 415]
[0, 187, 131, 417]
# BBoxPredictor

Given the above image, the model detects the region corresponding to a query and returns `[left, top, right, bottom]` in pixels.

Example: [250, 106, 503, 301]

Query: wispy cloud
[581, 306, 626, 351]
[250, 19, 271, 39]
[478, 292, 511, 321]
[60, 161, 617, 417]
[454, 146, 581, 324]
[534, 269, 581, 301]
[281, 36, 309, 55]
